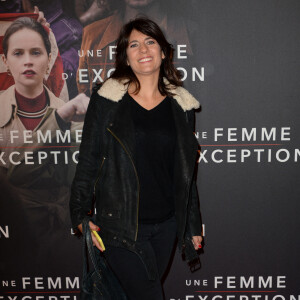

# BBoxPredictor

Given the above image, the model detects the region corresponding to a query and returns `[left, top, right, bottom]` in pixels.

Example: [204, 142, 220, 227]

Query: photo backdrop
[0, 0, 300, 299]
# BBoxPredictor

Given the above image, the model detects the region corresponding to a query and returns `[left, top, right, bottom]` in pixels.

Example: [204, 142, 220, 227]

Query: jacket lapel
[107, 93, 136, 161]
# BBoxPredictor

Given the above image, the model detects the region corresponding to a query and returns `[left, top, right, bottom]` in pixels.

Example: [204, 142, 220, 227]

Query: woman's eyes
[12, 50, 41, 56]
[32, 50, 41, 56]
[129, 40, 155, 48]
[13, 51, 22, 56]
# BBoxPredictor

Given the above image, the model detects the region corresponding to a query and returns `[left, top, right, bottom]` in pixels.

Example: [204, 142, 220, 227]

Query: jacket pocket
[94, 156, 106, 192]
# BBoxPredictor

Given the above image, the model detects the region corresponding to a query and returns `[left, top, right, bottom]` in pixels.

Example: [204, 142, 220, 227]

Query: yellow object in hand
[92, 230, 106, 251]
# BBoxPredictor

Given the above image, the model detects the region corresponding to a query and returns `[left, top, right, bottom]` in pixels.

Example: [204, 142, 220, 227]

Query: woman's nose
[23, 53, 33, 66]
[139, 43, 147, 53]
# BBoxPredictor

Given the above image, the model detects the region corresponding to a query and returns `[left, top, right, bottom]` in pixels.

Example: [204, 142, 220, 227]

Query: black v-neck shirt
[128, 93, 176, 224]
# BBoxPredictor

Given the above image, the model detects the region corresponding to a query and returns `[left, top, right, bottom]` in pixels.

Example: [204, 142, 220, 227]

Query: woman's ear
[48, 53, 52, 65]
[2, 55, 8, 67]
[46, 53, 52, 75]
[162, 51, 165, 59]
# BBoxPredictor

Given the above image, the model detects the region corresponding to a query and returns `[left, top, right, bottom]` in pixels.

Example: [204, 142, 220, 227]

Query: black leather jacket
[70, 79, 202, 278]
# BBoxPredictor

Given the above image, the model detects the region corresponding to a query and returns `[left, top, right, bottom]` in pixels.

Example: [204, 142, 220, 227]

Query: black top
[128, 93, 176, 224]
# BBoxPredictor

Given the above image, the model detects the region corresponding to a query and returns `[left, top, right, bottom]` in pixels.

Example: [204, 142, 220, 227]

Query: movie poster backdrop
[0, 0, 300, 299]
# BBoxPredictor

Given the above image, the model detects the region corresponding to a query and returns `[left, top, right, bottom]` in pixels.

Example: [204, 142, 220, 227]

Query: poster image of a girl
[0, 17, 87, 273]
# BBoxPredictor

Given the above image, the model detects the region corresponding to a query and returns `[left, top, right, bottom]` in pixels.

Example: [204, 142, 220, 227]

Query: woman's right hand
[57, 93, 90, 123]
[78, 221, 105, 252]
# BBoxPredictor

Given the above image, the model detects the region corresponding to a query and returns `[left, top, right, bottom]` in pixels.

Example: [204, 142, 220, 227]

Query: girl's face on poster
[3, 28, 51, 95]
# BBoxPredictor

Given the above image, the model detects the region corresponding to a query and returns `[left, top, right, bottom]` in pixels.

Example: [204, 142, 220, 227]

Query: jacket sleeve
[186, 109, 202, 237]
[69, 91, 102, 228]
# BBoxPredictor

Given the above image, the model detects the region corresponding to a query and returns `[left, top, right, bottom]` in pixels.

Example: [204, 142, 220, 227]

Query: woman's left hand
[57, 93, 90, 123]
[192, 235, 203, 250]
[34, 6, 50, 28]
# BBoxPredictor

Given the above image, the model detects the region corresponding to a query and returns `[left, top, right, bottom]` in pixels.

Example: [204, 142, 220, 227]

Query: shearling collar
[98, 78, 200, 112]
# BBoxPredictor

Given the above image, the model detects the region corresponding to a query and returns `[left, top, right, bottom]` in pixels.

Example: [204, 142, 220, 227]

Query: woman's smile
[138, 56, 153, 63]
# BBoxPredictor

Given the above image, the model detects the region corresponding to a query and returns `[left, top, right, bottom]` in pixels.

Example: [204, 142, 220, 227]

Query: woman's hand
[34, 6, 50, 28]
[192, 235, 203, 250]
[57, 93, 90, 123]
[78, 221, 105, 252]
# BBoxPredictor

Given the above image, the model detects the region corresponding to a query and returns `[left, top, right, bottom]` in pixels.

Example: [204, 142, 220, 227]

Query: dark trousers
[104, 216, 177, 300]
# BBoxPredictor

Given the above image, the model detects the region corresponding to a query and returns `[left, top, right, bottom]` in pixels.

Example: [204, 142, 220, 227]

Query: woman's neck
[129, 75, 165, 109]
[15, 85, 44, 99]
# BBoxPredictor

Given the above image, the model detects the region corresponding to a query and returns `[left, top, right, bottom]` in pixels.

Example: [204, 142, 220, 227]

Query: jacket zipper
[94, 156, 106, 194]
[107, 127, 140, 241]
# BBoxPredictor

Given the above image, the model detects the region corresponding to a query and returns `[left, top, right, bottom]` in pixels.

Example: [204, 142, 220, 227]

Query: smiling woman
[70, 17, 203, 300]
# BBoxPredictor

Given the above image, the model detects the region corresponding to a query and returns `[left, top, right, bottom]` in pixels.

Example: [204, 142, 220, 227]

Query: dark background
[0, 0, 299, 298]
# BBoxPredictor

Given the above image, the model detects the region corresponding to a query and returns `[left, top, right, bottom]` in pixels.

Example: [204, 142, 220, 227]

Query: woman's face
[3, 28, 51, 95]
[126, 29, 164, 79]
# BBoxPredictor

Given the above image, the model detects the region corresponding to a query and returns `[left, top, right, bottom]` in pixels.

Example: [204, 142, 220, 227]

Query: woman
[70, 17, 202, 299]
[0, 17, 89, 175]
[0, 17, 88, 271]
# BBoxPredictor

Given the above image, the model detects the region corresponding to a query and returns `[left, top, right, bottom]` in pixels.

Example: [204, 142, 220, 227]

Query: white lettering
[22, 277, 31, 289]
[227, 150, 236, 163]
[241, 149, 251, 162]
[276, 149, 290, 162]
[240, 276, 254, 288]
[50, 151, 60, 164]
[109, 46, 117, 60]
[24, 152, 34, 165]
[24, 130, 33, 143]
[228, 128, 237, 141]
[48, 277, 62, 289]
[214, 276, 223, 288]
[38, 152, 47, 164]
[0, 226, 9, 238]
[281, 127, 290, 141]
[56, 130, 71, 143]
[37, 130, 51, 143]
[107, 68, 115, 78]
[35, 277, 44, 289]
[9, 152, 21, 165]
[198, 150, 208, 163]
[192, 67, 204, 81]
[0, 152, 5, 165]
[79, 69, 89, 83]
[261, 128, 276, 141]
[177, 45, 187, 59]
[212, 149, 223, 163]
[242, 128, 256, 141]
[214, 128, 223, 141]
[92, 69, 103, 83]
[227, 276, 236, 288]
[277, 276, 286, 288]
[66, 277, 79, 289]
[10, 130, 19, 143]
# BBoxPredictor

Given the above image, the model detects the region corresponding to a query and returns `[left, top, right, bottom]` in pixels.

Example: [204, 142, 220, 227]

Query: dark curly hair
[110, 17, 182, 96]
